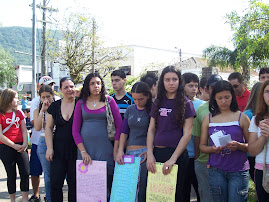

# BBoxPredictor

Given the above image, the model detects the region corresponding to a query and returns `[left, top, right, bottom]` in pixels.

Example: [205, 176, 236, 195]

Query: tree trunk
[241, 65, 250, 83]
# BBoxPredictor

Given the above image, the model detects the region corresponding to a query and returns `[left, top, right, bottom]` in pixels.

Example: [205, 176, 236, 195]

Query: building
[115, 45, 179, 76]
[14, 62, 70, 96]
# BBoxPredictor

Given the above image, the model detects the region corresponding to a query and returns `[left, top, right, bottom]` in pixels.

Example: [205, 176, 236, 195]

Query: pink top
[72, 96, 122, 145]
[255, 163, 269, 170]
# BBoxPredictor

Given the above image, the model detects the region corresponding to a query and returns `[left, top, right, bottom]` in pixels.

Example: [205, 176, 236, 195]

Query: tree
[203, 0, 269, 81]
[203, 45, 237, 70]
[0, 45, 16, 88]
[49, 12, 127, 84]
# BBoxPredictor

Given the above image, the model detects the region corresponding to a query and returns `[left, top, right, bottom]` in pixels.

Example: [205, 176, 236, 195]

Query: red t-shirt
[236, 88, 251, 112]
[0, 110, 25, 144]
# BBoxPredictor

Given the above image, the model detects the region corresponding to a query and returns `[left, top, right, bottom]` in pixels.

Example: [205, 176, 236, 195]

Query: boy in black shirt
[110, 70, 133, 119]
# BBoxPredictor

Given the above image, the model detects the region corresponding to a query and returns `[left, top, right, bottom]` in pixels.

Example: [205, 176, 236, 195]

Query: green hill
[0, 26, 61, 65]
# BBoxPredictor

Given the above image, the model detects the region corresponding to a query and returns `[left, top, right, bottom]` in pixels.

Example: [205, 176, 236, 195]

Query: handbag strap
[105, 96, 112, 113]
[264, 139, 268, 166]
[2, 111, 16, 134]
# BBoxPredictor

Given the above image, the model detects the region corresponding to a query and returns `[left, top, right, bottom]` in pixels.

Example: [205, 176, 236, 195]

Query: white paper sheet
[210, 131, 231, 147]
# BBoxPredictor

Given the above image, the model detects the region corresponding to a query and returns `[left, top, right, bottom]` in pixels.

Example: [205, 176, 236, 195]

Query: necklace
[93, 102, 97, 107]
[87, 99, 98, 108]
[137, 109, 145, 122]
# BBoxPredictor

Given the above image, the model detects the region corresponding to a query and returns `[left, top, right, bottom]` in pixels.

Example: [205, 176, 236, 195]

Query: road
[0, 152, 68, 202]
[0, 154, 197, 202]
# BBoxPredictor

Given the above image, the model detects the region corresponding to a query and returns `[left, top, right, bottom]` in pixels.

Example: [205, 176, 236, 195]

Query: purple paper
[123, 155, 134, 163]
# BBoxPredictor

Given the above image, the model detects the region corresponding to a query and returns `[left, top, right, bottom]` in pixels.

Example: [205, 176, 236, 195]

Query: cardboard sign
[110, 157, 140, 202]
[146, 162, 178, 202]
[76, 160, 107, 202]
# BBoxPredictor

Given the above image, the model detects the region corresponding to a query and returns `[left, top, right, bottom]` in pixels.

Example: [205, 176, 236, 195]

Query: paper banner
[146, 162, 178, 202]
[76, 160, 107, 202]
[110, 157, 141, 202]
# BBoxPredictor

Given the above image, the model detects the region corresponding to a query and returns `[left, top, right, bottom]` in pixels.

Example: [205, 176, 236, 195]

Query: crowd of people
[0, 66, 269, 202]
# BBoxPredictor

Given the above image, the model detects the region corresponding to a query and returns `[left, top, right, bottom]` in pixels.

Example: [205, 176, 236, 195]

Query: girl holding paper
[200, 80, 250, 202]
[146, 66, 196, 202]
[116, 81, 152, 202]
[72, 73, 122, 200]
[248, 80, 269, 201]
[0, 89, 29, 202]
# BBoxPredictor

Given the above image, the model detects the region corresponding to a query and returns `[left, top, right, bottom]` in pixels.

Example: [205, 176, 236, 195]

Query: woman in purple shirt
[72, 73, 122, 199]
[200, 80, 250, 202]
[147, 66, 196, 202]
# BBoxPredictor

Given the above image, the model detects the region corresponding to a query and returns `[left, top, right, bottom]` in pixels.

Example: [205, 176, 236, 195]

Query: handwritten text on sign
[76, 160, 107, 202]
[110, 157, 140, 202]
[146, 162, 178, 202]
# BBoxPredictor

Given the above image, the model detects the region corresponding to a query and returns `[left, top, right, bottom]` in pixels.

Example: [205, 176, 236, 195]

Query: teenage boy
[140, 72, 158, 99]
[197, 77, 209, 101]
[111, 70, 133, 119]
[193, 74, 222, 202]
[228, 72, 250, 111]
[259, 67, 269, 82]
[182, 73, 205, 202]
[110, 70, 133, 159]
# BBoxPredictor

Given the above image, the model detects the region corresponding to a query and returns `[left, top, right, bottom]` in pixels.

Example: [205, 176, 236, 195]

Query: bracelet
[81, 150, 86, 153]
[39, 112, 45, 116]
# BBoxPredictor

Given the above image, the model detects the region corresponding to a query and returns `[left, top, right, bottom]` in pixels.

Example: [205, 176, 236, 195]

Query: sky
[1, 0, 269, 60]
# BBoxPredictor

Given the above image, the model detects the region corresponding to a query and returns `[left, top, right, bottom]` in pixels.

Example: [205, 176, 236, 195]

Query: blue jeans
[209, 167, 249, 202]
[194, 160, 214, 202]
[126, 147, 147, 202]
[37, 137, 51, 202]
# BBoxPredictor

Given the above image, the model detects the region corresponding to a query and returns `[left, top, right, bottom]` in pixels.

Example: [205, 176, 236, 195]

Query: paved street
[0, 156, 68, 202]
[0, 155, 197, 202]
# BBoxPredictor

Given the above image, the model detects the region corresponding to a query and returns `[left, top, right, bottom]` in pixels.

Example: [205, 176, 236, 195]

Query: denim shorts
[30, 144, 43, 176]
[126, 147, 147, 161]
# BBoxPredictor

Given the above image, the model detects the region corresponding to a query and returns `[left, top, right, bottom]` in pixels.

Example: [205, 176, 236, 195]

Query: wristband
[81, 150, 86, 153]
[39, 112, 45, 116]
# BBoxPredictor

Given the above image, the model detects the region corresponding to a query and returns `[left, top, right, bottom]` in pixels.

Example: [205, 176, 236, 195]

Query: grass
[248, 179, 257, 202]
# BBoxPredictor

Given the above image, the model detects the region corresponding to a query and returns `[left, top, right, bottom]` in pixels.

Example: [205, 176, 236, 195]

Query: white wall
[116, 45, 179, 77]
[16, 65, 32, 83]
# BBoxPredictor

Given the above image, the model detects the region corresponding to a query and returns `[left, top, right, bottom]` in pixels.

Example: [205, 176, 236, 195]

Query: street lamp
[174, 47, 182, 70]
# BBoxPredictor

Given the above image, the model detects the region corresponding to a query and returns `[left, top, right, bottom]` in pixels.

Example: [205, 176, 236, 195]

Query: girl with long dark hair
[34, 85, 54, 202]
[116, 81, 152, 201]
[248, 80, 269, 202]
[146, 66, 196, 201]
[200, 80, 250, 201]
[72, 73, 122, 199]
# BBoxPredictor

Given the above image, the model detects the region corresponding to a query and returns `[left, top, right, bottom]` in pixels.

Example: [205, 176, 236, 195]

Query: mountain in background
[0, 26, 61, 65]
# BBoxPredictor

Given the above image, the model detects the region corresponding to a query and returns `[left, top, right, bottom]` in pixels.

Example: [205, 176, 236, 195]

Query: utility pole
[35, 0, 58, 76]
[41, 0, 46, 76]
[179, 48, 182, 70]
[91, 19, 96, 73]
[175, 47, 182, 70]
[32, 0, 37, 98]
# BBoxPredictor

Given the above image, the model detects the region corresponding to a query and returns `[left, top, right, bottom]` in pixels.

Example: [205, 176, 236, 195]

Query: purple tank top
[208, 113, 249, 172]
